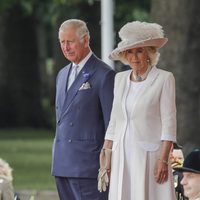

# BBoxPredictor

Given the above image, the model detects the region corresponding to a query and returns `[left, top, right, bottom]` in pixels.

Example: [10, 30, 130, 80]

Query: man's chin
[184, 190, 194, 199]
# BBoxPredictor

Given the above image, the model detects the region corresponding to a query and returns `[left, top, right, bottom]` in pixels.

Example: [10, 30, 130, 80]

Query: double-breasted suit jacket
[51, 54, 115, 178]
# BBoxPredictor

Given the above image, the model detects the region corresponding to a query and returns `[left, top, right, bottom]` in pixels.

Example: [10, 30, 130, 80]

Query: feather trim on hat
[119, 21, 164, 42]
[109, 21, 168, 61]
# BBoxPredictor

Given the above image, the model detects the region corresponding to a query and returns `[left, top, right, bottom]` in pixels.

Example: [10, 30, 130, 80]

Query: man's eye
[68, 40, 75, 44]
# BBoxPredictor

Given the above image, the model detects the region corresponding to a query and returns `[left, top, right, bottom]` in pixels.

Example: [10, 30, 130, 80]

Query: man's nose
[63, 43, 70, 51]
[180, 176, 186, 185]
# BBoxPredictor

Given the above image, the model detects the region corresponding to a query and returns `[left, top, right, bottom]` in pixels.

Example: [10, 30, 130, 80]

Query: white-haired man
[51, 19, 115, 200]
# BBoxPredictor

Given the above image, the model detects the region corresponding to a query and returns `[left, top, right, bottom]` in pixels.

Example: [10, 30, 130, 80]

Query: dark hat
[173, 142, 183, 150]
[174, 148, 200, 173]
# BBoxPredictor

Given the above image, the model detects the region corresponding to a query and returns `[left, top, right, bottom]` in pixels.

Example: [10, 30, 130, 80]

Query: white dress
[106, 68, 177, 200]
[121, 80, 176, 200]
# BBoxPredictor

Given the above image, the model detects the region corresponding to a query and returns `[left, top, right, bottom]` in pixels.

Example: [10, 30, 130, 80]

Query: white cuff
[161, 133, 176, 142]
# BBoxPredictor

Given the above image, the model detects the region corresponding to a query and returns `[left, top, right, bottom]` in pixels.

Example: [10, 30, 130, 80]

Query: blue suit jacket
[51, 54, 115, 178]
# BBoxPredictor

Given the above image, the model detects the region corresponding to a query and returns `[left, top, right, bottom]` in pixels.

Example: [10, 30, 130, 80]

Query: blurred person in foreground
[99, 21, 177, 200]
[175, 149, 200, 200]
[51, 19, 115, 200]
[170, 143, 185, 199]
[171, 143, 184, 168]
[0, 158, 14, 200]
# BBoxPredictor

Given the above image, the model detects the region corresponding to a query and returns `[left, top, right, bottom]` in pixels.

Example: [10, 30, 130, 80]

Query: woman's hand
[154, 159, 169, 184]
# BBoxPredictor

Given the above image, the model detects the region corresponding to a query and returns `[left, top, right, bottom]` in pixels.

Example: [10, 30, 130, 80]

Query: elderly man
[51, 19, 115, 200]
[175, 149, 200, 200]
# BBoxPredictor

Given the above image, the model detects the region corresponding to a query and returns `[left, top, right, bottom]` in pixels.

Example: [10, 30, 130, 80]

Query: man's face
[181, 172, 200, 199]
[59, 26, 89, 64]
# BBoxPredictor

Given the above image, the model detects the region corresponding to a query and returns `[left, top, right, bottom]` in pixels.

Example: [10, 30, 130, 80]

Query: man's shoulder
[57, 63, 71, 77]
[59, 63, 71, 72]
[91, 54, 114, 72]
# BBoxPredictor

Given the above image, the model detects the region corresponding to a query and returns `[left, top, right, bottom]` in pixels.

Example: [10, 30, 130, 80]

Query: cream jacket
[105, 66, 177, 151]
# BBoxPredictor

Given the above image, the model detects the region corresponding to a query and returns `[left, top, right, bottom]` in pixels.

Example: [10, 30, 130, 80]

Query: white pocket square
[79, 82, 91, 90]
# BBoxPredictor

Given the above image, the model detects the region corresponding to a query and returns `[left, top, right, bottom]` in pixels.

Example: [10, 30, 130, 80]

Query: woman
[103, 21, 177, 200]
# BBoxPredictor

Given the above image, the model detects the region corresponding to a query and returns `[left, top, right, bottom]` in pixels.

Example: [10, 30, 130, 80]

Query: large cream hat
[109, 21, 168, 61]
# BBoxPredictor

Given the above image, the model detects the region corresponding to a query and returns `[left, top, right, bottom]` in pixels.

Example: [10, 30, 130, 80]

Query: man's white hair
[59, 19, 90, 41]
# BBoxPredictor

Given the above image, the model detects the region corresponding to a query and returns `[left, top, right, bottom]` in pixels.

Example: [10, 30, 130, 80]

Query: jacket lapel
[120, 67, 159, 120]
[61, 54, 97, 117]
[56, 64, 71, 116]
[121, 70, 132, 121]
[130, 66, 159, 117]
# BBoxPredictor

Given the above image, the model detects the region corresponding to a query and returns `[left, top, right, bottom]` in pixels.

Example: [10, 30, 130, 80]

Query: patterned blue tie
[67, 65, 79, 90]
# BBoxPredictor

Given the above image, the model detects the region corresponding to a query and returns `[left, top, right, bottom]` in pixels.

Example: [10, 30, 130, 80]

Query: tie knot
[67, 65, 79, 90]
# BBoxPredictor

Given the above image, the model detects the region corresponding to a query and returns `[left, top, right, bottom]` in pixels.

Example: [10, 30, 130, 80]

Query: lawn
[0, 128, 56, 190]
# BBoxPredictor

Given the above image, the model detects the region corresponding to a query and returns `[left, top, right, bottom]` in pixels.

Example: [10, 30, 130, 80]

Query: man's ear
[83, 35, 90, 48]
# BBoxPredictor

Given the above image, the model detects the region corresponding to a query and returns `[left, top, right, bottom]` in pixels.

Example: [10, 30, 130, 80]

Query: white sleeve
[104, 74, 119, 141]
[160, 72, 177, 142]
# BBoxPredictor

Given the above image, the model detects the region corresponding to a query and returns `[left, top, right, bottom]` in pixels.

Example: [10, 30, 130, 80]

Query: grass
[0, 128, 56, 190]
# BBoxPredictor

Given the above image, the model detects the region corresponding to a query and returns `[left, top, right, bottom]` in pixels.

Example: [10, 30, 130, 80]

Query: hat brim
[174, 167, 200, 174]
[109, 38, 168, 61]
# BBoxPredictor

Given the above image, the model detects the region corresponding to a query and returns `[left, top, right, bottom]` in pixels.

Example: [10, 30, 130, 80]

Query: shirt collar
[73, 51, 93, 74]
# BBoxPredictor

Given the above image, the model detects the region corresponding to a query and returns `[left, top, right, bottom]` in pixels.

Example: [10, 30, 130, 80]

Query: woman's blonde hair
[118, 46, 160, 67]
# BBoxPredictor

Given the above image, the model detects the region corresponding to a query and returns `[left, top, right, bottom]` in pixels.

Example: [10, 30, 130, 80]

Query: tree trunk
[151, 0, 200, 153]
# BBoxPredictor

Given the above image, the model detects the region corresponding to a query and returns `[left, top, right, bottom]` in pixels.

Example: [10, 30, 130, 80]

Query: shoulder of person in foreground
[0, 158, 14, 200]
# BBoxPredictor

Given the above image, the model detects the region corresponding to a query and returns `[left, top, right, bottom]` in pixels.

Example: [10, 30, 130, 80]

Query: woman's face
[125, 47, 149, 74]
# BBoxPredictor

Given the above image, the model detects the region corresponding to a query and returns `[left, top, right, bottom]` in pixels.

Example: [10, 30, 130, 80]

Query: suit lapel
[61, 54, 97, 117]
[56, 64, 71, 116]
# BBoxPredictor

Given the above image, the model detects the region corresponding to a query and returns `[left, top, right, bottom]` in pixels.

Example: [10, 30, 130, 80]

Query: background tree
[0, 0, 151, 129]
[151, 0, 200, 153]
[0, 3, 48, 127]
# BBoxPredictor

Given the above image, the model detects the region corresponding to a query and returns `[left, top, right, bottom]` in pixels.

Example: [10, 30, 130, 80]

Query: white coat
[105, 66, 177, 200]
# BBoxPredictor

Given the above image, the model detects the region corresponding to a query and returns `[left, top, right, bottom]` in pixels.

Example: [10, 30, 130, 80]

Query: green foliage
[113, 0, 150, 45]
[0, 129, 55, 190]
[0, 0, 151, 128]
[114, 0, 150, 32]
[0, 0, 17, 12]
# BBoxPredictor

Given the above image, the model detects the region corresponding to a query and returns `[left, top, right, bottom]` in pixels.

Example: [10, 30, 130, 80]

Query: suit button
[57, 120, 60, 124]
[70, 122, 73, 126]
[68, 139, 72, 143]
